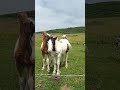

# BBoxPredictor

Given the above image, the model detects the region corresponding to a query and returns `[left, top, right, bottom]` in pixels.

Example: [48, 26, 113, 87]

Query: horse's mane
[17, 16, 35, 63]
[41, 32, 49, 53]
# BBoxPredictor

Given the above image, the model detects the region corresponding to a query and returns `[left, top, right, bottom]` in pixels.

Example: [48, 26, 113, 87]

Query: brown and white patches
[41, 32, 49, 54]
[14, 12, 35, 90]
[41, 32, 51, 72]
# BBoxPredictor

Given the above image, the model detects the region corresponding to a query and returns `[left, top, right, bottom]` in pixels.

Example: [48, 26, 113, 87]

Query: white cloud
[35, 0, 85, 32]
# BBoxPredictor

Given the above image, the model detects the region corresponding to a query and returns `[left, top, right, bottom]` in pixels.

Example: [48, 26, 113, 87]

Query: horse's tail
[67, 40, 72, 49]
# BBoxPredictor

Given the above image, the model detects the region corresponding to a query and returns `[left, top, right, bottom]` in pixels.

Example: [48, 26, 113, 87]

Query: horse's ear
[42, 32, 44, 35]
[42, 32, 46, 35]
[55, 37, 57, 40]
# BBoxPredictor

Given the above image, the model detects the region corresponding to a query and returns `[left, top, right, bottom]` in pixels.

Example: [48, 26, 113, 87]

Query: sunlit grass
[35, 33, 85, 90]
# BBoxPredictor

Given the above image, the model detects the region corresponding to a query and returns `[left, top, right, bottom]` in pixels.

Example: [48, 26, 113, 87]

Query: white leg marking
[57, 53, 61, 75]
[53, 55, 57, 74]
[65, 53, 68, 68]
[42, 58, 45, 70]
[46, 55, 50, 72]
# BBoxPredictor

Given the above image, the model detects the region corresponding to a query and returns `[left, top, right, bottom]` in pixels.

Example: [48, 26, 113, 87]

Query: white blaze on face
[47, 39, 53, 52]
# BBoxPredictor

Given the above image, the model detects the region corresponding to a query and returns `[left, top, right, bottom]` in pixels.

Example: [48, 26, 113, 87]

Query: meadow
[86, 17, 120, 89]
[35, 32, 85, 90]
[0, 17, 19, 90]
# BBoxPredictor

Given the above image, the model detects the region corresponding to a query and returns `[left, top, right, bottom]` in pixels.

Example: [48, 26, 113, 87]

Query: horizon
[35, 26, 85, 33]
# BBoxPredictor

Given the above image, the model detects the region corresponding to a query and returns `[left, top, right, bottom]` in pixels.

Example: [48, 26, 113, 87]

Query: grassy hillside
[86, 17, 120, 43]
[37, 27, 85, 34]
[86, 1, 120, 18]
[0, 11, 35, 18]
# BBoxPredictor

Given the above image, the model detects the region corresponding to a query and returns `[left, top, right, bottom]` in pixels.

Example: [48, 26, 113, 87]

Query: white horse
[47, 36, 72, 75]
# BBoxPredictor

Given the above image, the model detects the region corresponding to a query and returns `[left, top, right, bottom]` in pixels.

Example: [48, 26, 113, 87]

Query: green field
[35, 32, 85, 90]
[86, 17, 120, 89]
[0, 18, 19, 90]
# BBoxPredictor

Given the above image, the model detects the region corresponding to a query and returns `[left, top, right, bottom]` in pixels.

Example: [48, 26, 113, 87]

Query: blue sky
[35, 0, 85, 32]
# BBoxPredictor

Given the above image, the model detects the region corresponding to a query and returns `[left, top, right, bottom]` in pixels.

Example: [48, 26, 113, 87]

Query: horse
[14, 12, 35, 90]
[47, 36, 72, 75]
[41, 32, 51, 72]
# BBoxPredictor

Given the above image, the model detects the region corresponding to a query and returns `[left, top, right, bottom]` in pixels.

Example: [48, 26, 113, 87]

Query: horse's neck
[42, 35, 47, 46]
[55, 40, 61, 47]
[42, 41, 47, 48]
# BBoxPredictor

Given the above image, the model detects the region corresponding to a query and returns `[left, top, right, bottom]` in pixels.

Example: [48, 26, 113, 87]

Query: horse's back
[59, 39, 69, 53]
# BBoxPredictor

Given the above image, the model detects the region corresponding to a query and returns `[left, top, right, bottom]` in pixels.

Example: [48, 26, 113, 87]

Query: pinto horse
[14, 12, 35, 90]
[41, 32, 51, 72]
[47, 36, 72, 75]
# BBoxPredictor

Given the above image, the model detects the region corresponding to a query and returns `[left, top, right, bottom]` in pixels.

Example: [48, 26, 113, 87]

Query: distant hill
[86, 1, 120, 18]
[37, 27, 85, 34]
[0, 11, 35, 18]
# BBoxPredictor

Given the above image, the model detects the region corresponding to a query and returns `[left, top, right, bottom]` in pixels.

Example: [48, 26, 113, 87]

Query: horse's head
[62, 35, 67, 39]
[47, 36, 57, 52]
[42, 32, 51, 43]
[18, 12, 28, 24]
[18, 12, 35, 39]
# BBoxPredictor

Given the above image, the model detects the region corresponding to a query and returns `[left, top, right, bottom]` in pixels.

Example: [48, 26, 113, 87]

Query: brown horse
[41, 32, 51, 72]
[14, 12, 35, 90]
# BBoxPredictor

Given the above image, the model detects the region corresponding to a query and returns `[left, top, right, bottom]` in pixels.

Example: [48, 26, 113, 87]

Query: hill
[0, 11, 35, 18]
[86, 1, 120, 18]
[37, 27, 85, 34]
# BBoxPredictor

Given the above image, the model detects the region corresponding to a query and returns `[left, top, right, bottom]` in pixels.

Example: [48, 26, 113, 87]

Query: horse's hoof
[65, 65, 68, 68]
[42, 67, 45, 70]
[56, 72, 60, 76]
[56, 71, 60, 76]
[53, 70, 56, 74]
[47, 69, 50, 72]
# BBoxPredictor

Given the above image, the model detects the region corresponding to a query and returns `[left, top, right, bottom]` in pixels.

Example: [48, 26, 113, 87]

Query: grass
[35, 33, 85, 90]
[0, 17, 19, 90]
[86, 17, 120, 89]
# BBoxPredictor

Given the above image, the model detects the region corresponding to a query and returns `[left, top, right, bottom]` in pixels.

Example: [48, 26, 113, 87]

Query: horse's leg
[27, 65, 34, 90]
[25, 67, 29, 90]
[46, 55, 50, 72]
[15, 60, 25, 90]
[61, 53, 64, 65]
[53, 54, 57, 74]
[56, 53, 61, 75]
[65, 52, 68, 68]
[42, 55, 45, 70]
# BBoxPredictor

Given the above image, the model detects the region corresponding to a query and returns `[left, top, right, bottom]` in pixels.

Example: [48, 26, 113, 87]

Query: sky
[0, 0, 119, 32]
[35, 0, 85, 32]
